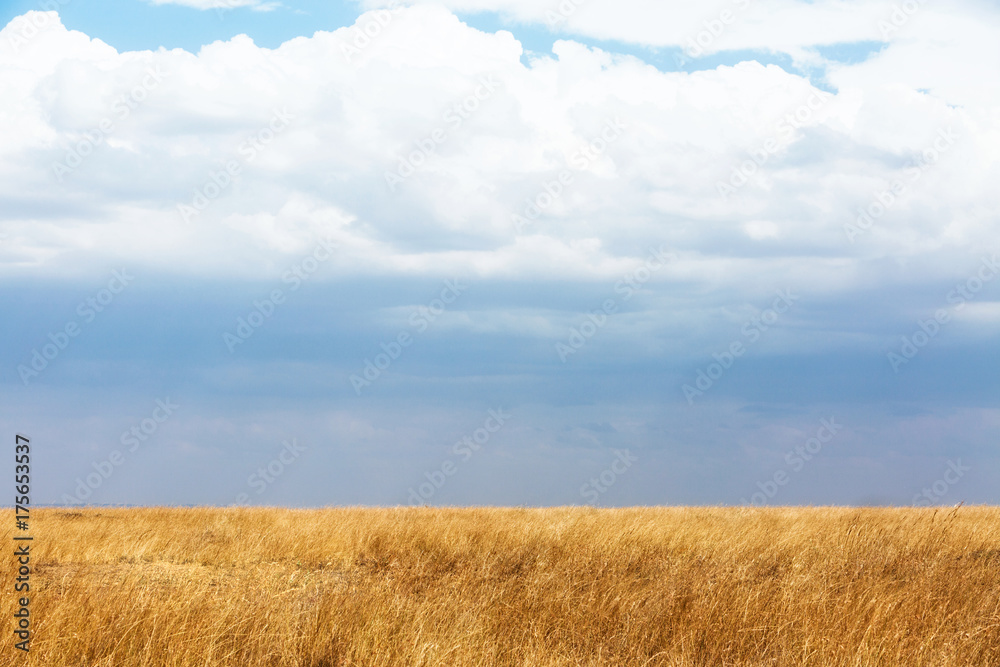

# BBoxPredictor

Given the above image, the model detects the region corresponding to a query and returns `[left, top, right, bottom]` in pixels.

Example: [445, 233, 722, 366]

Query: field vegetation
[3, 506, 999, 665]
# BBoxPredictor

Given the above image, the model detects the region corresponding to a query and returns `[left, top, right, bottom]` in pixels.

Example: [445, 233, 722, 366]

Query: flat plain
[3, 506, 999, 666]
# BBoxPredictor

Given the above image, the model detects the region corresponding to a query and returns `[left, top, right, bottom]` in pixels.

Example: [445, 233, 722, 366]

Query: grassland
[2, 506, 999, 666]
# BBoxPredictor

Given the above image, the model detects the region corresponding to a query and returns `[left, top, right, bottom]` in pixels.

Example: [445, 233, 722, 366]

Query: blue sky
[1, 0, 998, 507]
[0, 0, 880, 80]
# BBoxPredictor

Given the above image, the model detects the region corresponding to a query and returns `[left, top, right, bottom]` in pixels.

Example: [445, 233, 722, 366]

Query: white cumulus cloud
[0, 3, 996, 307]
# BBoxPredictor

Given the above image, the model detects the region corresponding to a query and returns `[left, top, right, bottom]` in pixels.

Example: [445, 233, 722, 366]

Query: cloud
[360, 0, 998, 56]
[2, 2, 998, 507]
[0, 4, 997, 345]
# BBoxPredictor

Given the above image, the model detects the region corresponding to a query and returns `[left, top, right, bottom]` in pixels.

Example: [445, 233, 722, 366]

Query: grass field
[3, 506, 999, 666]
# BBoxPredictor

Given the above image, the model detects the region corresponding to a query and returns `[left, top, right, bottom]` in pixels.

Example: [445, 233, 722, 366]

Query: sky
[1, 0, 998, 508]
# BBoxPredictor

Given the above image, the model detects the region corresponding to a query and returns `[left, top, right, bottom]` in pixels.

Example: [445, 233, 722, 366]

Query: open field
[3, 506, 999, 666]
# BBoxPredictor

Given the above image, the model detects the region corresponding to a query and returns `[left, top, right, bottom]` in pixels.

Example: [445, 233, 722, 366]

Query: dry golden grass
[3, 506, 999, 666]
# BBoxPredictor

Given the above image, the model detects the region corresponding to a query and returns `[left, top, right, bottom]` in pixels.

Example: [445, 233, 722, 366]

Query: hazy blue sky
[2, 0, 998, 507]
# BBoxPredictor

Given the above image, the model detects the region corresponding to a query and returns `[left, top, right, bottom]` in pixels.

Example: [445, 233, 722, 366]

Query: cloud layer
[1, 5, 998, 288]
[1, 2, 998, 505]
